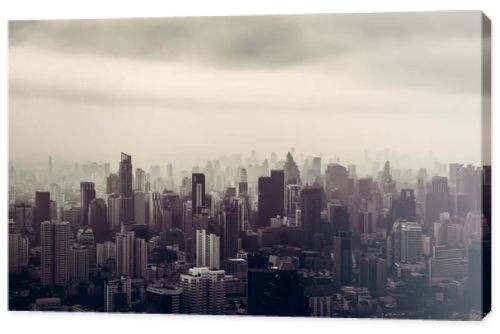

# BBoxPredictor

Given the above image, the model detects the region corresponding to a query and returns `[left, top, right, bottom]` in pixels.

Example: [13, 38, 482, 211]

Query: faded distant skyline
[9, 12, 485, 168]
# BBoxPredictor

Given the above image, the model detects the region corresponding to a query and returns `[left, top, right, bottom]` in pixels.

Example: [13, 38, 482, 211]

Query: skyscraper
[333, 231, 352, 287]
[134, 237, 148, 278]
[116, 230, 147, 278]
[285, 184, 301, 218]
[105, 276, 132, 312]
[180, 267, 226, 315]
[80, 181, 96, 226]
[327, 201, 350, 235]
[300, 186, 322, 250]
[148, 192, 162, 231]
[35, 191, 51, 241]
[50, 183, 62, 206]
[390, 220, 423, 265]
[357, 177, 373, 200]
[106, 173, 119, 194]
[192, 173, 206, 215]
[89, 198, 108, 242]
[325, 163, 349, 204]
[222, 202, 239, 261]
[69, 244, 89, 283]
[135, 168, 146, 191]
[359, 256, 387, 297]
[284, 152, 301, 185]
[391, 189, 417, 222]
[9, 227, 29, 273]
[107, 194, 120, 230]
[257, 170, 285, 227]
[116, 231, 135, 277]
[15, 204, 34, 231]
[133, 190, 146, 225]
[77, 228, 96, 267]
[40, 220, 70, 287]
[425, 176, 453, 226]
[146, 284, 183, 314]
[119, 153, 133, 225]
[311, 156, 322, 184]
[238, 168, 248, 196]
[196, 230, 220, 269]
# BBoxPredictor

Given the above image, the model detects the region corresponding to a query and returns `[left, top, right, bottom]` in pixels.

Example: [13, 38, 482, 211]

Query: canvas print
[8, 12, 491, 320]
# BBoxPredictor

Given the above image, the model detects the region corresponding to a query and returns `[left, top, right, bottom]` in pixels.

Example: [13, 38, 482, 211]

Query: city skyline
[8, 11, 490, 320]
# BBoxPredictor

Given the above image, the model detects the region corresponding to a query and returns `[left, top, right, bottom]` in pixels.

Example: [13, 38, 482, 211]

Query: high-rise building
[192, 173, 206, 215]
[134, 237, 148, 278]
[148, 192, 162, 231]
[69, 245, 89, 283]
[196, 230, 220, 269]
[119, 153, 133, 225]
[89, 198, 108, 242]
[222, 202, 239, 261]
[391, 189, 417, 222]
[247, 259, 308, 316]
[15, 204, 34, 231]
[425, 176, 453, 225]
[107, 194, 120, 230]
[96, 241, 117, 269]
[333, 231, 352, 287]
[257, 170, 285, 227]
[390, 220, 423, 265]
[116, 231, 147, 278]
[180, 267, 226, 315]
[133, 190, 146, 225]
[359, 256, 387, 297]
[106, 173, 119, 195]
[40, 220, 70, 287]
[247, 267, 278, 315]
[35, 191, 51, 241]
[467, 238, 491, 313]
[116, 231, 135, 277]
[50, 200, 59, 222]
[357, 177, 373, 200]
[311, 157, 322, 183]
[238, 168, 248, 197]
[77, 229, 96, 267]
[146, 285, 183, 314]
[325, 164, 349, 204]
[104, 277, 132, 312]
[285, 184, 301, 218]
[9, 228, 29, 273]
[284, 152, 301, 185]
[380, 161, 396, 193]
[50, 183, 63, 206]
[300, 187, 322, 250]
[80, 182, 96, 226]
[428, 246, 465, 286]
[327, 201, 350, 235]
[135, 168, 146, 191]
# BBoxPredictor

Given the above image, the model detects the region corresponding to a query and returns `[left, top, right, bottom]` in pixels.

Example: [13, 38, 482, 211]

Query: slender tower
[119, 153, 133, 225]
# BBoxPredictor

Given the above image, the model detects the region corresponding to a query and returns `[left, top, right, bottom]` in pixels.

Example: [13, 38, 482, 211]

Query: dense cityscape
[8, 150, 491, 319]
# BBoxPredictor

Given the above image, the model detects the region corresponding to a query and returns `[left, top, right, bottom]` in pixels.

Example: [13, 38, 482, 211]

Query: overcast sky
[9, 12, 486, 170]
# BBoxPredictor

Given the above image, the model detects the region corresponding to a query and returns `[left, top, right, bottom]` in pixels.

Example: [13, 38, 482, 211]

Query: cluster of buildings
[8, 151, 491, 319]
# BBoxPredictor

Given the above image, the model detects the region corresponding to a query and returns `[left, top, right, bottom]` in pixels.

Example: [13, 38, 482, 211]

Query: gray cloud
[9, 12, 481, 67]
